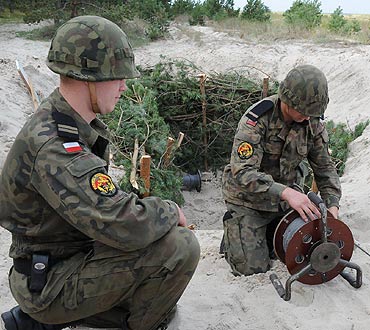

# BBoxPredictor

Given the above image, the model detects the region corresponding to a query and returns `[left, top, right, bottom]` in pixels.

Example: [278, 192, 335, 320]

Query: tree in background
[328, 6, 346, 32]
[283, 0, 322, 29]
[0, 0, 15, 14]
[170, 0, 195, 16]
[328, 6, 361, 35]
[202, 0, 239, 20]
[240, 0, 271, 22]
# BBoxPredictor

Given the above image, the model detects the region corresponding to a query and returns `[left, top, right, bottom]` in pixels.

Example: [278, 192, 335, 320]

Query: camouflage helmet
[278, 65, 329, 117]
[46, 15, 140, 81]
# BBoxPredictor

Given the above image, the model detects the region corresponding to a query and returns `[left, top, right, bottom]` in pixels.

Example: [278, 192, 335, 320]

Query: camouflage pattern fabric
[223, 203, 279, 276]
[47, 16, 140, 81]
[0, 89, 200, 329]
[278, 65, 329, 117]
[222, 94, 341, 275]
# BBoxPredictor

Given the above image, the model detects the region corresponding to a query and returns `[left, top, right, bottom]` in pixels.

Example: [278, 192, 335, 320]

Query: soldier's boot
[1, 306, 74, 330]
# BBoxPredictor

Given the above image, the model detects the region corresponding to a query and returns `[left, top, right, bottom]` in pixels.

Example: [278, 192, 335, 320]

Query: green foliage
[188, 0, 238, 25]
[136, 59, 277, 172]
[241, 0, 271, 22]
[102, 59, 276, 202]
[342, 19, 361, 34]
[149, 168, 185, 205]
[106, 81, 171, 164]
[170, 0, 195, 16]
[328, 7, 346, 32]
[125, 0, 169, 40]
[13, 1, 169, 41]
[283, 0, 322, 30]
[103, 80, 185, 205]
[328, 7, 361, 35]
[189, 3, 206, 25]
[325, 120, 369, 176]
[0, 10, 23, 24]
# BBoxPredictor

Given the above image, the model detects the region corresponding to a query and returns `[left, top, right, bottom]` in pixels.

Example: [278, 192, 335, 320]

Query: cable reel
[270, 192, 362, 301]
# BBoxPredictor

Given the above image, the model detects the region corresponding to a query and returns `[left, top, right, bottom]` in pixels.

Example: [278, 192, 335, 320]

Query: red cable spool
[273, 209, 354, 285]
[270, 192, 362, 301]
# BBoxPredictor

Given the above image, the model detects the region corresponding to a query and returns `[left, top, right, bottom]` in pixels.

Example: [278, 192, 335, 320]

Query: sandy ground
[1, 21, 370, 329]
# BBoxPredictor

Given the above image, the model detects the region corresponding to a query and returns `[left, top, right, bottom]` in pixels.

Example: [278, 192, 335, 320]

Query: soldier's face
[281, 101, 310, 123]
[95, 79, 127, 114]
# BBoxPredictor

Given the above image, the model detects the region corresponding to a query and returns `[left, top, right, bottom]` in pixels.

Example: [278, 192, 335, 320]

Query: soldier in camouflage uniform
[0, 16, 200, 330]
[222, 65, 341, 276]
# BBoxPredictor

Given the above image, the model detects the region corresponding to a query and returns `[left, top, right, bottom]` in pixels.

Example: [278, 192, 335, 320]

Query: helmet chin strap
[88, 82, 100, 114]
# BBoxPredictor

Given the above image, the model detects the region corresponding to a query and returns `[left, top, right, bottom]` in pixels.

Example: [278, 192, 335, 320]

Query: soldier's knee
[229, 260, 270, 276]
[164, 227, 200, 271]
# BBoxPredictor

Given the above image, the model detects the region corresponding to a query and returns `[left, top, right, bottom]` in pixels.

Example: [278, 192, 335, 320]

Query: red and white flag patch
[63, 142, 82, 153]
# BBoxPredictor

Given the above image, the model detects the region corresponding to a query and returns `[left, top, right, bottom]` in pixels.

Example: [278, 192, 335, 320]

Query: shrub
[328, 7, 362, 35]
[328, 7, 346, 32]
[241, 0, 271, 22]
[283, 0, 322, 30]
[189, 3, 207, 26]
[325, 120, 369, 176]
[170, 0, 195, 16]
[343, 19, 361, 34]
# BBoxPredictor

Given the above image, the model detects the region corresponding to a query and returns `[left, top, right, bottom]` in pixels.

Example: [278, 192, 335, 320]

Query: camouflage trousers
[222, 202, 284, 276]
[14, 227, 200, 330]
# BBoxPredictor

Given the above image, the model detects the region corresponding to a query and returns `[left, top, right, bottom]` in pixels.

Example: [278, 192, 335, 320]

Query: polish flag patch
[63, 142, 82, 153]
[246, 119, 257, 127]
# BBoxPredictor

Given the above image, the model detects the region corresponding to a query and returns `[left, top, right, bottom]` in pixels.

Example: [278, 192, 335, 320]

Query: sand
[1, 21, 370, 330]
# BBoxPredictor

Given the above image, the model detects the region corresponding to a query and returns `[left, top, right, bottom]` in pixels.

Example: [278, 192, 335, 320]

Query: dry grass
[209, 12, 370, 45]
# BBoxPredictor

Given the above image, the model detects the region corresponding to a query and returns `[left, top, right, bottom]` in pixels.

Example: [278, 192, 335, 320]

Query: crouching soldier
[0, 15, 199, 330]
[221, 65, 341, 276]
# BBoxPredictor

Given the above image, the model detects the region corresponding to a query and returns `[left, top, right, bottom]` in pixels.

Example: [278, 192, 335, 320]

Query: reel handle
[307, 191, 328, 242]
[307, 191, 324, 207]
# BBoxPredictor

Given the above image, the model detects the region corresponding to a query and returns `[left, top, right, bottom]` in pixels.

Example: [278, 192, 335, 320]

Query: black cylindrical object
[182, 170, 201, 192]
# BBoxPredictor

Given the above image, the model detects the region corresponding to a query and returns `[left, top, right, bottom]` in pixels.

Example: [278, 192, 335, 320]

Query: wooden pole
[140, 155, 151, 197]
[129, 138, 139, 191]
[262, 77, 269, 99]
[199, 73, 208, 171]
[177, 132, 185, 148]
[311, 178, 318, 194]
[16, 59, 40, 111]
[163, 137, 175, 169]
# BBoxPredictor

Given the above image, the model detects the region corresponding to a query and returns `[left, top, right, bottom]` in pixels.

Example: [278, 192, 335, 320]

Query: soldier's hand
[328, 206, 339, 219]
[281, 187, 321, 222]
[176, 205, 187, 227]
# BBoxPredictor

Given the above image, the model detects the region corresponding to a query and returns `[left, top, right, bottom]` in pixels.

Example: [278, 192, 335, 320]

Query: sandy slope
[1, 21, 370, 330]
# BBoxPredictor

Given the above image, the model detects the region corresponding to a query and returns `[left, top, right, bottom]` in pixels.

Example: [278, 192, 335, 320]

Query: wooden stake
[129, 138, 139, 190]
[16, 60, 40, 111]
[311, 178, 318, 194]
[140, 155, 151, 197]
[163, 137, 175, 169]
[262, 77, 269, 99]
[177, 132, 185, 148]
[199, 73, 208, 171]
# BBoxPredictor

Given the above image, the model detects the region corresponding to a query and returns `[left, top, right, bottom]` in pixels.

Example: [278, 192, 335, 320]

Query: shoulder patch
[90, 173, 117, 197]
[52, 111, 79, 141]
[63, 142, 82, 153]
[237, 142, 254, 160]
[245, 99, 274, 126]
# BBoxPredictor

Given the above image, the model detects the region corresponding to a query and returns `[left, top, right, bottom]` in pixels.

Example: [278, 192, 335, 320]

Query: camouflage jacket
[0, 89, 179, 260]
[222, 95, 341, 212]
